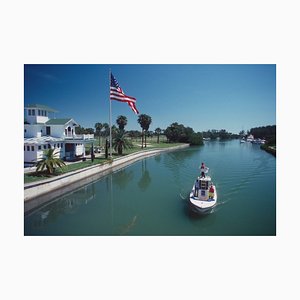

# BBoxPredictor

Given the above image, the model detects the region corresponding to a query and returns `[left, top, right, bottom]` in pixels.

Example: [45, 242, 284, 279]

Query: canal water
[24, 140, 276, 236]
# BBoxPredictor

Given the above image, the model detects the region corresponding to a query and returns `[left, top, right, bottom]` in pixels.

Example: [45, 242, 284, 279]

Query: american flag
[110, 73, 139, 114]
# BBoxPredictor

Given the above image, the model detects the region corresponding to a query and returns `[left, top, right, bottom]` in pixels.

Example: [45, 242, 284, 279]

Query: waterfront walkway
[24, 144, 189, 213]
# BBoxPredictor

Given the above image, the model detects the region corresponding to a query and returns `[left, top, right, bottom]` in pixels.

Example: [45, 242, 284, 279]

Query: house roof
[45, 118, 74, 125]
[25, 104, 58, 113]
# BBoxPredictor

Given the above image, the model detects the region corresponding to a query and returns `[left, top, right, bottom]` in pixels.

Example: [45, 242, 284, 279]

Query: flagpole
[109, 68, 112, 158]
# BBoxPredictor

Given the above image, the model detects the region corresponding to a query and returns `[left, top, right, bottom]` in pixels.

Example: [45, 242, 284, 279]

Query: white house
[24, 104, 95, 166]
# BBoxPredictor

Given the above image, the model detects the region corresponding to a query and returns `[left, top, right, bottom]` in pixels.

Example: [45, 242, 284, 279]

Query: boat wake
[179, 192, 188, 200]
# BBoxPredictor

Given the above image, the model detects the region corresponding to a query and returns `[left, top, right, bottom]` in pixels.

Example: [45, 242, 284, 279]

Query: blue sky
[24, 64, 276, 134]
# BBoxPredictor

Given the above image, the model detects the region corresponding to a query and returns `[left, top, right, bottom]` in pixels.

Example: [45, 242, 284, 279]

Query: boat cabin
[198, 176, 212, 199]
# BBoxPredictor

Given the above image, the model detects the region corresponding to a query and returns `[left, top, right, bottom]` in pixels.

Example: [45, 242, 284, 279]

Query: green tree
[102, 123, 109, 139]
[165, 122, 187, 142]
[250, 125, 276, 140]
[116, 115, 128, 131]
[113, 131, 133, 155]
[34, 148, 66, 175]
[189, 132, 204, 145]
[219, 129, 230, 140]
[95, 122, 103, 146]
[137, 114, 152, 148]
[84, 128, 95, 134]
[75, 125, 85, 134]
[155, 127, 162, 143]
[111, 125, 118, 138]
[128, 130, 141, 141]
[239, 130, 246, 137]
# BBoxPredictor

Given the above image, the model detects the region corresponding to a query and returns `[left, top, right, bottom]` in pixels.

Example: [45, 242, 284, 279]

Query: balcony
[64, 134, 94, 140]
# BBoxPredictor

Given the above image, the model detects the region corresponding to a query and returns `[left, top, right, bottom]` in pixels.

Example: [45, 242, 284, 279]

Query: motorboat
[252, 138, 266, 144]
[189, 166, 217, 214]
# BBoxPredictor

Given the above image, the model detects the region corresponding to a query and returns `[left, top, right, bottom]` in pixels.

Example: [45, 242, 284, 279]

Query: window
[32, 110, 35, 116]
[31, 146, 34, 151]
[61, 143, 63, 148]
[38, 110, 40, 116]
[54, 144, 56, 148]
[57, 144, 60, 148]
[38, 146, 41, 150]
[27, 146, 30, 151]
[24, 129, 27, 133]
[48, 144, 51, 149]
[44, 145, 47, 149]
[24, 146, 25, 151]
[28, 110, 31, 116]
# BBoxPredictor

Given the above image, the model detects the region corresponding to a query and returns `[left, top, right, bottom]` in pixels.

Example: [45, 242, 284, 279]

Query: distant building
[246, 134, 254, 142]
[24, 104, 94, 166]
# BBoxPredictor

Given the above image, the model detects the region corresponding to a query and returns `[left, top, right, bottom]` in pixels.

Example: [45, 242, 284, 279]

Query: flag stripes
[110, 73, 139, 114]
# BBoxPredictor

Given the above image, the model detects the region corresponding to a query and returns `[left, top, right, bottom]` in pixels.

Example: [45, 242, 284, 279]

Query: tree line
[202, 129, 239, 140]
[78, 115, 206, 157]
[249, 125, 276, 141]
[164, 122, 204, 145]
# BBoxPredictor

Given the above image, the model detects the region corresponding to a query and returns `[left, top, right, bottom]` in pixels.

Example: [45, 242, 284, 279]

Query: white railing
[65, 134, 94, 140]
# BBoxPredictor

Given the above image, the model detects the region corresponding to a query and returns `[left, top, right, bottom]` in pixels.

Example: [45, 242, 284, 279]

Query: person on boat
[194, 179, 200, 197]
[200, 162, 206, 178]
[209, 184, 214, 199]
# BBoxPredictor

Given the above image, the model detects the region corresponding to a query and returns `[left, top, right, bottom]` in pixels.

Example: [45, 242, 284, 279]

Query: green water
[24, 140, 276, 236]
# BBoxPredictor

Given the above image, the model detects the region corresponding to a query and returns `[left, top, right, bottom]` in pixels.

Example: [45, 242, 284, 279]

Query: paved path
[24, 144, 190, 213]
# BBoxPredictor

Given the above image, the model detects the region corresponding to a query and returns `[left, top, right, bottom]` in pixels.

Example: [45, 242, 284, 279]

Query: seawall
[24, 144, 190, 213]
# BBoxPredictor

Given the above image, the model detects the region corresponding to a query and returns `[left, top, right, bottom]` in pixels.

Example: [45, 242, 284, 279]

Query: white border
[1, 0, 298, 299]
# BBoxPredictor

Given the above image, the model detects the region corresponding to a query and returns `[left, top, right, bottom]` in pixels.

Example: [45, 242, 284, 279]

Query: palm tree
[155, 127, 162, 144]
[95, 122, 103, 146]
[116, 115, 128, 131]
[111, 125, 118, 138]
[138, 114, 152, 148]
[34, 148, 66, 175]
[113, 130, 133, 155]
[102, 123, 109, 138]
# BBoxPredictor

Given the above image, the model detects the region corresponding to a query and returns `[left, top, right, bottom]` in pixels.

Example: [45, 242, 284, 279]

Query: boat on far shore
[251, 138, 266, 144]
[246, 134, 254, 142]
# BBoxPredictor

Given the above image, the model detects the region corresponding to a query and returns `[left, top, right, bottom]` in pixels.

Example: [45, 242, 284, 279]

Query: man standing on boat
[194, 179, 200, 197]
[200, 162, 208, 178]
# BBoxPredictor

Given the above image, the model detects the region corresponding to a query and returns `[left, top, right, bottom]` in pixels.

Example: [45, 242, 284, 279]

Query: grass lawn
[24, 141, 187, 184]
[24, 156, 111, 183]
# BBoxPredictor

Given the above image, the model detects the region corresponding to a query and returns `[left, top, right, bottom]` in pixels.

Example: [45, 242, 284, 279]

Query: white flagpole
[109, 69, 112, 158]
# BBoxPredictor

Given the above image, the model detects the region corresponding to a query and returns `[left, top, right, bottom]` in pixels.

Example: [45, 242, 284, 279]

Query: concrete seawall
[24, 144, 189, 213]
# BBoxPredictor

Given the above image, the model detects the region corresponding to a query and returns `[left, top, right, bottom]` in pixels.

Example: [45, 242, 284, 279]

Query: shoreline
[24, 144, 190, 214]
[260, 144, 276, 157]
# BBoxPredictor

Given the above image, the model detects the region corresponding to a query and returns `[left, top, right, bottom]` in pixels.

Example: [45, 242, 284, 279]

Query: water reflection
[138, 159, 152, 191]
[154, 154, 161, 163]
[119, 215, 138, 235]
[25, 183, 96, 231]
[163, 147, 200, 189]
[113, 168, 135, 190]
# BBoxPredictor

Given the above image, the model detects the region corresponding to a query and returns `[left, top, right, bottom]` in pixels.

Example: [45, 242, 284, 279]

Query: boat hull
[188, 182, 217, 215]
[189, 196, 217, 214]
